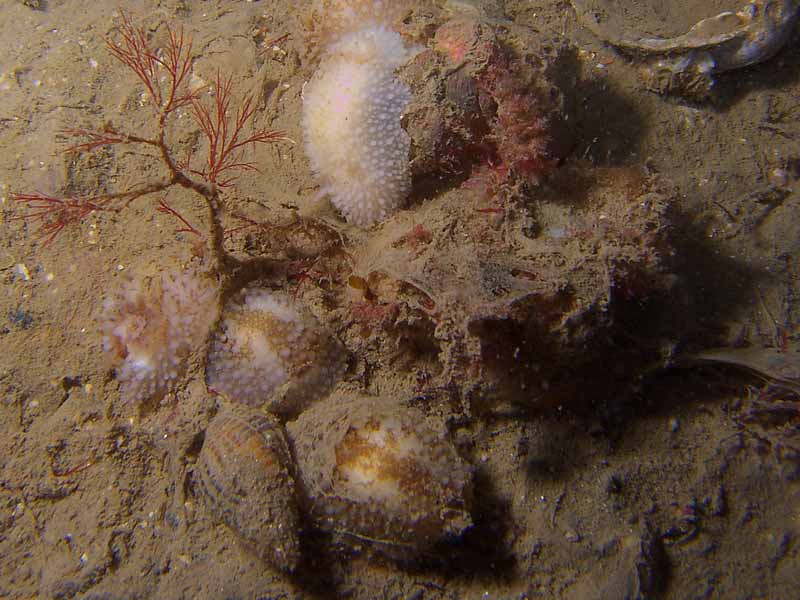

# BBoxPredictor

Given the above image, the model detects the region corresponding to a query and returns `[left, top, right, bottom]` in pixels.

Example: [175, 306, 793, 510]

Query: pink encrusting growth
[429, 17, 557, 202]
[480, 58, 555, 185]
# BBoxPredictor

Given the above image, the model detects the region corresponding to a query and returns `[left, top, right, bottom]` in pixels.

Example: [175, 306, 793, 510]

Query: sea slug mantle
[302, 23, 421, 227]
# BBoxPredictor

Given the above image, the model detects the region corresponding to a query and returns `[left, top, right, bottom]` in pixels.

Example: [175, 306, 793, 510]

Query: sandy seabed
[0, 1, 798, 598]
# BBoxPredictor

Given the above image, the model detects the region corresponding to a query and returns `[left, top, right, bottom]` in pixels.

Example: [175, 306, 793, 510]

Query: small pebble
[565, 530, 581, 543]
[15, 263, 30, 280]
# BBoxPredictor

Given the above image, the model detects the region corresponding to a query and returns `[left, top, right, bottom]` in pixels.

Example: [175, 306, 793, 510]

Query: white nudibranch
[206, 288, 346, 416]
[302, 22, 421, 227]
[101, 264, 220, 403]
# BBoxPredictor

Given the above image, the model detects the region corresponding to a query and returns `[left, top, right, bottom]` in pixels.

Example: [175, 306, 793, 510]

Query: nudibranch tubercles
[302, 3, 420, 227]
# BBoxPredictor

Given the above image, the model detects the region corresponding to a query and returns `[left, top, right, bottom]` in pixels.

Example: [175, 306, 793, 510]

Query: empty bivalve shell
[287, 394, 474, 557]
[196, 405, 301, 571]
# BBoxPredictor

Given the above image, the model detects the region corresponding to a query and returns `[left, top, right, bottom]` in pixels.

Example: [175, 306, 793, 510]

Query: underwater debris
[343, 164, 676, 410]
[673, 346, 800, 395]
[570, 0, 800, 98]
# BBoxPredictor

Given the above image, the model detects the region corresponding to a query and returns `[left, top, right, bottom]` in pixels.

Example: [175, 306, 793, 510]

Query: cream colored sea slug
[205, 288, 346, 416]
[101, 264, 220, 403]
[302, 2, 420, 228]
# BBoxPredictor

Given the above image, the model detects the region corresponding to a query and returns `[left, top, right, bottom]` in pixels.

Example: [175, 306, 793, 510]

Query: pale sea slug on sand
[205, 288, 346, 416]
[302, 1, 421, 227]
[287, 394, 474, 557]
[101, 264, 220, 403]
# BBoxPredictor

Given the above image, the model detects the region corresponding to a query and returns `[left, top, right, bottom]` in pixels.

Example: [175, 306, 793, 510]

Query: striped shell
[286, 394, 473, 557]
[196, 406, 301, 571]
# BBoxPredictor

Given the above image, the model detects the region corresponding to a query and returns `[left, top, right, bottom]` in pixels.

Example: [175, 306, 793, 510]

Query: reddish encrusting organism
[393, 223, 433, 257]
[405, 16, 558, 204]
[348, 300, 399, 338]
[459, 29, 557, 198]
[479, 58, 557, 185]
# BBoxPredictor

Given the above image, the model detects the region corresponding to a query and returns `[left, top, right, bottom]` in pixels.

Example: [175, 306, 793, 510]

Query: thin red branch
[53, 460, 95, 478]
[156, 197, 201, 237]
[10, 193, 110, 246]
[190, 71, 292, 187]
[105, 11, 160, 106]
[223, 213, 260, 238]
[105, 11, 198, 118]
[152, 23, 197, 115]
[265, 33, 291, 48]
[11, 180, 173, 245]
[60, 127, 162, 157]
[61, 127, 126, 153]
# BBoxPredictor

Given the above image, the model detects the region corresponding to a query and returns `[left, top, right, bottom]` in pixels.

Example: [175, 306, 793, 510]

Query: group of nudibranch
[100, 0, 496, 571]
[99, 0, 677, 572]
[103, 265, 474, 571]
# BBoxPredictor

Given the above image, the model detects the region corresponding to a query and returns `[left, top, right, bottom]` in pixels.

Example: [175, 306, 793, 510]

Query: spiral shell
[206, 288, 346, 416]
[286, 395, 473, 557]
[196, 406, 301, 571]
